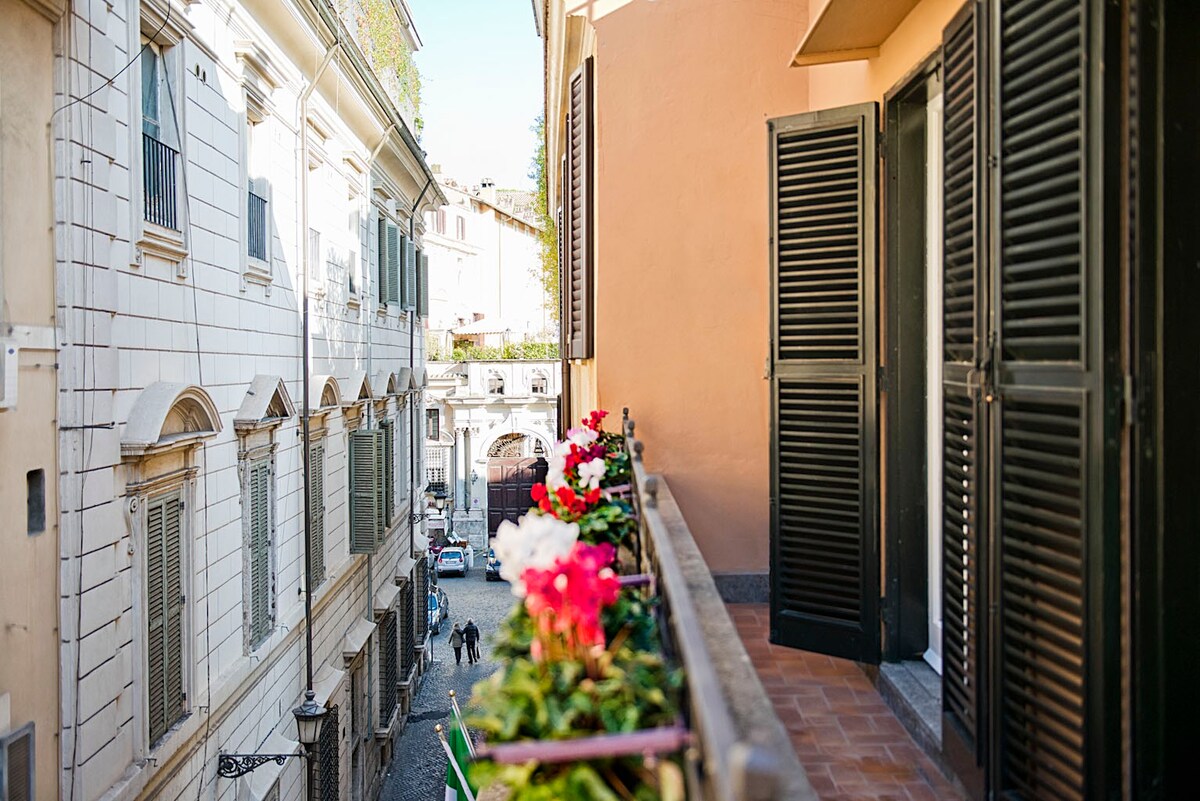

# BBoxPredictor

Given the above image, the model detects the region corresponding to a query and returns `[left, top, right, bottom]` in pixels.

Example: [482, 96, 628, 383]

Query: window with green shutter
[146, 490, 185, 745]
[387, 224, 400, 305]
[349, 429, 383, 554]
[377, 217, 388, 303]
[0, 722, 35, 801]
[247, 459, 274, 648]
[403, 237, 417, 310]
[417, 250, 429, 317]
[382, 419, 395, 531]
[309, 443, 326, 588]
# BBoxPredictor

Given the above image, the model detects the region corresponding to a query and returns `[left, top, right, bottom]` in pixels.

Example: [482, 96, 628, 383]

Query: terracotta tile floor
[727, 604, 963, 801]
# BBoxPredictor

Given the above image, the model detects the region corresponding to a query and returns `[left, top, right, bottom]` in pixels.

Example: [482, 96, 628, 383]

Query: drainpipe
[299, 43, 339, 703]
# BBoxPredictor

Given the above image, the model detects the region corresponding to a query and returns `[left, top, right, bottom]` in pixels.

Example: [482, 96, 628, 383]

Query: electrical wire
[51, 2, 171, 120]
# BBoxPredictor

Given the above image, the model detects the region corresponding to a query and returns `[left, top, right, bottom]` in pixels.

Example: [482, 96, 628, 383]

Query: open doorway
[880, 55, 945, 740]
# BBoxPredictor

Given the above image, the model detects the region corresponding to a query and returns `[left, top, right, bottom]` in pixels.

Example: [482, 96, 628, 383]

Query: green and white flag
[443, 719, 475, 801]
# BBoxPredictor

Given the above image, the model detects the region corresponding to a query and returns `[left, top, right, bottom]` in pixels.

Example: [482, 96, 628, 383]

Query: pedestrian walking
[463, 618, 480, 664]
[448, 623, 465, 665]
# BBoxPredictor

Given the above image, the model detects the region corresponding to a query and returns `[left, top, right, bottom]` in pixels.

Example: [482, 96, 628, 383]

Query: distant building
[424, 360, 559, 552]
[423, 173, 551, 350]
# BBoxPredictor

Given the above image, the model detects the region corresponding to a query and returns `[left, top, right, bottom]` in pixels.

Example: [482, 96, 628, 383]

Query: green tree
[530, 115, 559, 321]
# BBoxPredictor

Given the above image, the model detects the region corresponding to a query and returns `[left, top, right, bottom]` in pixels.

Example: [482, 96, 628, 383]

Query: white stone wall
[53, 3, 434, 801]
[423, 181, 550, 342]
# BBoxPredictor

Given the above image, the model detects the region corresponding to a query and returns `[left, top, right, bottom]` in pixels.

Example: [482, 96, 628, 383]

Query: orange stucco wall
[584, 0, 810, 574]
[571, 0, 965, 575]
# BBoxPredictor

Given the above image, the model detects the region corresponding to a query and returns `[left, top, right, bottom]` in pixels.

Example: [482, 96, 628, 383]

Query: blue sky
[409, 0, 544, 190]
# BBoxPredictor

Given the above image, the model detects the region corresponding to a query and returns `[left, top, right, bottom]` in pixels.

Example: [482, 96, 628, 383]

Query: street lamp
[216, 690, 327, 779]
[293, 689, 327, 746]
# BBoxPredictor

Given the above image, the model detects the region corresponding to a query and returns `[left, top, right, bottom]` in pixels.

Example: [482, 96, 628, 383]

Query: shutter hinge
[876, 365, 889, 393]
[987, 153, 999, 169]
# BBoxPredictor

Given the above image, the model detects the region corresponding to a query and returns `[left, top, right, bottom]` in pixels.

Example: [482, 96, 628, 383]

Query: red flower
[531, 483, 548, 502]
[521, 542, 620, 658]
[583, 409, 609, 432]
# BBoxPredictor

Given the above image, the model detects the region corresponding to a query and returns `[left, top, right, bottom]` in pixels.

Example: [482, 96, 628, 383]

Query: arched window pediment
[309, 375, 342, 413]
[339, 371, 373, 406]
[122, 382, 222, 457]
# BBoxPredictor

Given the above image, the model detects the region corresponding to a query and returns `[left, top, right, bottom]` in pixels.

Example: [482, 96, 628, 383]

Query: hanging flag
[442, 719, 476, 801]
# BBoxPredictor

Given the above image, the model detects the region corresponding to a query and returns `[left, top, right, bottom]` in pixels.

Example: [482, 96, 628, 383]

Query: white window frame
[131, 2, 190, 273]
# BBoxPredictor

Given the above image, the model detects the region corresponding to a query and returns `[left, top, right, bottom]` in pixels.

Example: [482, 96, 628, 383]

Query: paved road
[380, 559, 513, 801]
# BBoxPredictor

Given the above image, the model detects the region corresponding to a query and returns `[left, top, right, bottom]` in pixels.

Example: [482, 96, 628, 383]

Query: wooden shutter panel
[403, 237, 417, 310]
[382, 419, 395, 530]
[768, 103, 879, 663]
[249, 461, 273, 646]
[564, 58, 594, 359]
[387, 224, 400, 305]
[939, 5, 988, 796]
[993, 1, 1117, 797]
[377, 218, 389, 302]
[147, 492, 185, 744]
[309, 444, 326, 587]
[1, 724, 35, 801]
[418, 251, 429, 317]
[401, 580, 415, 677]
[349, 430, 382, 554]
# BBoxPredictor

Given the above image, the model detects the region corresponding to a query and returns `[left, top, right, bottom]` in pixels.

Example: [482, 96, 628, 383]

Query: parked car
[428, 586, 449, 634]
[437, 547, 468, 577]
[485, 548, 503, 582]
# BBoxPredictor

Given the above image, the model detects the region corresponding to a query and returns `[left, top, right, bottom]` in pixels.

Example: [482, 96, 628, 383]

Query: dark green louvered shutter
[249, 460, 273, 647]
[418, 251, 429, 317]
[940, 4, 987, 795]
[377, 217, 389, 303]
[382, 419, 395, 530]
[402, 237, 417, 310]
[387, 223, 401, 305]
[147, 491, 185, 744]
[768, 103, 879, 663]
[349, 429, 382, 554]
[309, 443, 326, 587]
[992, 1, 1119, 797]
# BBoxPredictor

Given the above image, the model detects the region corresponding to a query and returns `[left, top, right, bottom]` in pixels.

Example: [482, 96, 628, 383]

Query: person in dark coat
[463, 619, 480, 664]
[449, 623, 465, 665]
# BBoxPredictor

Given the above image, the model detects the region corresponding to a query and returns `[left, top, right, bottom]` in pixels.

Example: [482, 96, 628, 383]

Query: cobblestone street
[380, 557, 513, 801]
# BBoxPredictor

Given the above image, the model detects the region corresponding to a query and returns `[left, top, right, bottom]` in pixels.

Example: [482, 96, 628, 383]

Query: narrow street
[380, 557, 514, 801]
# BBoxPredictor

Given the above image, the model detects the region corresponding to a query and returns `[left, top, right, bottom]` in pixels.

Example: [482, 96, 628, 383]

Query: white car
[436, 547, 468, 577]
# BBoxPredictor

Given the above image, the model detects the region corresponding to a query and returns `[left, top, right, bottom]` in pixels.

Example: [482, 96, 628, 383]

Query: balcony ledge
[792, 0, 922, 66]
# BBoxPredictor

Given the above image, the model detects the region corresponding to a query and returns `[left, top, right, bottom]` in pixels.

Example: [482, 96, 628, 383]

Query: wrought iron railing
[247, 188, 268, 260]
[621, 411, 817, 801]
[143, 132, 179, 230]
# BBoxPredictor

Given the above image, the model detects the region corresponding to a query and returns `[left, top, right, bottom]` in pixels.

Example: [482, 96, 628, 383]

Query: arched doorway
[486, 433, 549, 534]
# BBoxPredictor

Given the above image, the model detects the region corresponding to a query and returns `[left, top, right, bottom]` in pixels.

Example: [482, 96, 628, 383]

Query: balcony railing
[143, 132, 179, 230]
[621, 411, 816, 800]
[247, 188, 268, 260]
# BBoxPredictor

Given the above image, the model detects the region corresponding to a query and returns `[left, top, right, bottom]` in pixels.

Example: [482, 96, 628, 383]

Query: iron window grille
[247, 187, 268, 260]
[143, 133, 179, 230]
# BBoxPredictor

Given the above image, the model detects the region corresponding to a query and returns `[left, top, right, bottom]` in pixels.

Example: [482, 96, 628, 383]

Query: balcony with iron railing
[143, 132, 179, 230]
[454, 410, 816, 800]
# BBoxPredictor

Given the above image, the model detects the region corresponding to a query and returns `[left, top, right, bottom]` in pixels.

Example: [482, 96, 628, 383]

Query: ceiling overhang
[792, 0, 922, 67]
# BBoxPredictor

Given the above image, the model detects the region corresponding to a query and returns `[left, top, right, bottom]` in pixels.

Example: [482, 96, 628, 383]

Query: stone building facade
[424, 360, 558, 549]
[51, 3, 442, 801]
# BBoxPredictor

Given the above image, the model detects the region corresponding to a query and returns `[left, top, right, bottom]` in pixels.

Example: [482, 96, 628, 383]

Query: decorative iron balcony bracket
[217, 752, 305, 779]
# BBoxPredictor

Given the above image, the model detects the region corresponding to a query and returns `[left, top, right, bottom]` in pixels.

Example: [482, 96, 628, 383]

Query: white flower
[577, 457, 606, 490]
[565, 426, 600, 448]
[545, 453, 568, 489]
[492, 513, 579, 596]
